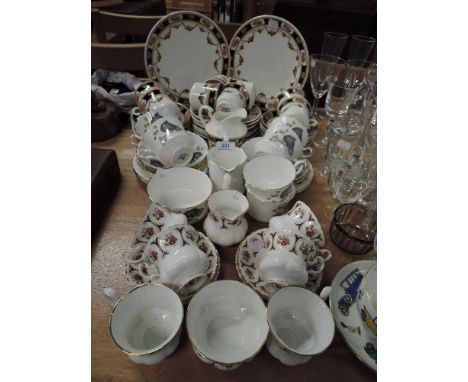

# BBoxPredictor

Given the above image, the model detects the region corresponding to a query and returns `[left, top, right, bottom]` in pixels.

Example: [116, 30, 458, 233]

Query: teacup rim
[109, 283, 184, 356]
[185, 280, 269, 365]
[267, 286, 335, 356]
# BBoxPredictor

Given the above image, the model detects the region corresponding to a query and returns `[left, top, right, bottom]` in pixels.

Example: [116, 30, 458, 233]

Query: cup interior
[148, 168, 212, 209]
[243, 156, 296, 190]
[267, 287, 334, 356]
[208, 190, 249, 220]
[186, 280, 268, 365]
[110, 284, 183, 354]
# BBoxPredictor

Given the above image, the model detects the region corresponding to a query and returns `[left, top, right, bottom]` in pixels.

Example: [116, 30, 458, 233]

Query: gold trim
[109, 283, 183, 357]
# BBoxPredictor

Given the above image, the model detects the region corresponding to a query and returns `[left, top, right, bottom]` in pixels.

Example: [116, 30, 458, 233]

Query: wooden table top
[91, 113, 376, 381]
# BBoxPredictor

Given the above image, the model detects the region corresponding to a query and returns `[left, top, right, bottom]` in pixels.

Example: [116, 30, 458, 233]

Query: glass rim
[310, 53, 346, 64]
[324, 31, 349, 39]
[351, 35, 376, 43]
[346, 59, 377, 68]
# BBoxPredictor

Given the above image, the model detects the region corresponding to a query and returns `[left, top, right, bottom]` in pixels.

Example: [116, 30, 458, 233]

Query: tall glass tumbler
[348, 35, 376, 61]
[321, 31, 349, 57]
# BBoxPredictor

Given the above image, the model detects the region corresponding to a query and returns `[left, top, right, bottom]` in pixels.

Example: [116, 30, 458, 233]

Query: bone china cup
[186, 280, 269, 370]
[105, 284, 183, 365]
[357, 263, 377, 340]
[243, 156, 299, 200]
[266, 287, 335, 366]
[147, 167, 212, 224]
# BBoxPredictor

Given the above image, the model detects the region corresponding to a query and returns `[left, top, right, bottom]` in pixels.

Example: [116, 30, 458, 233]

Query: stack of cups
[243, 156, 305, 222]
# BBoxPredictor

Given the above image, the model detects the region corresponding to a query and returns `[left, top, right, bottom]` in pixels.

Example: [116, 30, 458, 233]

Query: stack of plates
[132, 131, 208, 184]
[190, 104, 262, 141]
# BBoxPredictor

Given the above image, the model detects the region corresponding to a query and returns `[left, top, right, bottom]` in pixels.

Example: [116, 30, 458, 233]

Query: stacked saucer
[191, 104, 262, 141]
[132, 131, 208, 184]
[294, 160, 314, 193]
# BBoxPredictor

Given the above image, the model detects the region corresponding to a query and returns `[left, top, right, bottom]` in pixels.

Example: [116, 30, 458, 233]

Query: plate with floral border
[229, 15, 309, 104]
[235, 228, 331, 300]
[329, 260, 377, 371]
[145, 11, 230, 100]
[123, 204, 220, 303]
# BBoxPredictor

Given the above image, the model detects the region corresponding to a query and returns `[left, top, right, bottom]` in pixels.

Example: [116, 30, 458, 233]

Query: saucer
[235, 228, 327, 300]
[329, 260, 377, 371]
[136, 132, 208, 171]
[132, 153, 153, 184]
[125, 207, 220, 303]
[295, 161, 314, 193]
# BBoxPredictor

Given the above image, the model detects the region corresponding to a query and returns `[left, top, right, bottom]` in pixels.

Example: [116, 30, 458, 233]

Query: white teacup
[266, 287, 335, 366]
[246, 185, 296, 223]
[142, 117, 193, 168]
[357, 264, 377, 340]
[279, 103, 310, 129]
[148, 94, 181, 120]
[189, 82, 208, 112]
[253, 137, 291, 160]
[267, 115, 309, 147]
[257, 249, 309, 288]
[243, 155, 303, 200]
[186, 280, 269, 370]
[156, 226, 209, 293]
[104, 284, 183, 365]
[216, 88, 244, 112]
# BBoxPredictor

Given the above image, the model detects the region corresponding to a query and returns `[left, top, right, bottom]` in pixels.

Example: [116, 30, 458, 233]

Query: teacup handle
[319, 286, 332, 301]
[318, 248, 332, 262]
[198, 105, 214, 127]
[301, 146, 314, 158]
[129, 134, 140, 146]
[177, 273, 208, 294]
[138, 146, 158, 160]
[306, 255, 325, 276]
[104, 287, 120, 307]
[293, 159, 307, 177]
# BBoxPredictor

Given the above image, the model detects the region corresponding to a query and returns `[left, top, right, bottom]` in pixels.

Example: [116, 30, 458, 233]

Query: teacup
[253, 137, 290, 160]
[267, 115, 309, 148]
[186, 280, 269, 370]
[243, 156, 303, 200]
[279, 103, 310, 130]
[266, 287, 335, 366]
[104, 284, 183, 365]
[147, 167, 213, 224]
[189, 82, 222, 112]
[142, 117, 193, 168]
[130, 108, 151, 140]
[148, 94, 181, 120]
[156, 225, 209, 293]
[216, 87, 245, 112]
[246, 184, 296, 223]
[357, 264, 377, 340]
[256, 249, 309, 288]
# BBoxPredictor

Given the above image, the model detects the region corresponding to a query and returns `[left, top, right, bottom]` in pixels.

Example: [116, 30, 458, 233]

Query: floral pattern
[229, 15, 309, 104]
[235, 229, 326, 300]
[145, 12, 230, 100]
[125, 203, 220, 303]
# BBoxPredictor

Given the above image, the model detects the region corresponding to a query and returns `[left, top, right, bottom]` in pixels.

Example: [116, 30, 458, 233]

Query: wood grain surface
[91, 112, 377, 381]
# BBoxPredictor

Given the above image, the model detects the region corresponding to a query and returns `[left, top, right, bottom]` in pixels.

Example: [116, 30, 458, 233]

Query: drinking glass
[345, 60, 377, 89]
[325, 81, 357, 120]
[348, 35, 376, 61]
[321, 32, 349, 58]
[309, 54, 345, 119]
